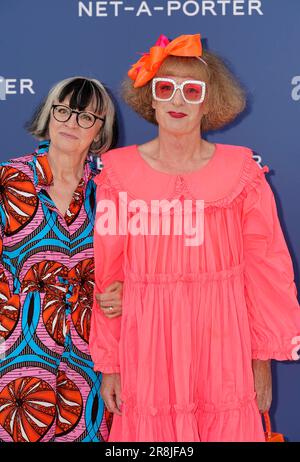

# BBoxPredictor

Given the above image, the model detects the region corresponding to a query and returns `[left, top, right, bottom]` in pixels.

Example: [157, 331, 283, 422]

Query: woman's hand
[252, 359, 272, 413]
[101, 373, 122, 415]
[96, 281, 123, 318]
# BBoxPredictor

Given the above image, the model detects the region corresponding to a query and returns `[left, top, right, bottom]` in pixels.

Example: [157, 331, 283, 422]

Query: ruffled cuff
[94, 364, 120, 373]
[251, 336, 300, 361]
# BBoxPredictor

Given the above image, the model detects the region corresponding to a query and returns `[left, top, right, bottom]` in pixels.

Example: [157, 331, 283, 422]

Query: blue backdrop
[0, 0, 299, 441]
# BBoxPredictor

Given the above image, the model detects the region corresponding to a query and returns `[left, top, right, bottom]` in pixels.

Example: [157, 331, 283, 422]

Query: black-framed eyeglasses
[52, 104, 105, 129]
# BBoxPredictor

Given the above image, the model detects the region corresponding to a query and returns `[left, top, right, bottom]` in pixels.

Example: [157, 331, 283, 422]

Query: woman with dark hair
[90, 35, 300, 442]
[0, 77, 122, 442]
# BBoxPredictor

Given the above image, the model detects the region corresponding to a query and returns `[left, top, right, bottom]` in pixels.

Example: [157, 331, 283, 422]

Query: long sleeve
[0, 185, 5, 263]
[0, 196, 7, 336]
[89, 169, 125, 373]
[242, 161, 300, 361]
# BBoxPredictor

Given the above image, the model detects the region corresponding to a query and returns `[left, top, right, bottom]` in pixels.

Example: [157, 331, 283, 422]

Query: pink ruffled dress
[89, 144, 300, 442]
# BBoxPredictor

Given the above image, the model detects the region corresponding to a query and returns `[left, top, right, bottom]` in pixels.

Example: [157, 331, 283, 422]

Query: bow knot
[128, 34, 203, 88]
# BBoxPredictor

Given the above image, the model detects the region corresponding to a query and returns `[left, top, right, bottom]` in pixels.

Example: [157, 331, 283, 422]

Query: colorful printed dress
[0, 141, 111, 442]
[90, 144, 300, 442]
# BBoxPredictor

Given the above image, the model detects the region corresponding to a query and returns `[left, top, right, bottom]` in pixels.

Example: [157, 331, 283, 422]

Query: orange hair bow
[128, 34, 204, 88]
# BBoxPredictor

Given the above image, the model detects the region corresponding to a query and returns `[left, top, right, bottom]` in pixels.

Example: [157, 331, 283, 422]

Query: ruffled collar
[96, 144, 267, 207]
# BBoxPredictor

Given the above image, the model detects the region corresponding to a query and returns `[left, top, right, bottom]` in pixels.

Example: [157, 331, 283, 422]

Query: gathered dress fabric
[89, 144, 300, 442]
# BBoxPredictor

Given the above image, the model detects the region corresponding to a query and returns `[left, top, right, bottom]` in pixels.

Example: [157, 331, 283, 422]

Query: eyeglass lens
[53, 105, 97, 128]
[154, 81, 204, 102]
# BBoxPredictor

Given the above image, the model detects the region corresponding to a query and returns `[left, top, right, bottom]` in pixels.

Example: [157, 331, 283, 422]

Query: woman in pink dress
[89, 34, 300, 442]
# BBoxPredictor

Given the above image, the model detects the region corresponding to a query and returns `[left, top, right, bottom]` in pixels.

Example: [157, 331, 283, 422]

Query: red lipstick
[168, 112, 187, 119]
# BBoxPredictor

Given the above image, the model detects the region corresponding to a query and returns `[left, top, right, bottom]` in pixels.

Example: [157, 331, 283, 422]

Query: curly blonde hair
[122, 51, 246, 132]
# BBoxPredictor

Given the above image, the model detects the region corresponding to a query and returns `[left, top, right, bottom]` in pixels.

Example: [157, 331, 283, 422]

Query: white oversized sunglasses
[152, 77, 206, 104]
